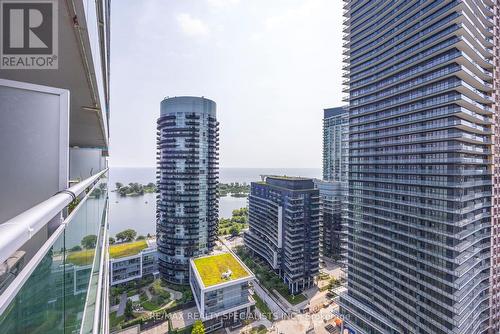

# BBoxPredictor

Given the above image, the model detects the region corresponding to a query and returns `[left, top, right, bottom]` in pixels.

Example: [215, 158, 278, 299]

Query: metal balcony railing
[0, 168, 109, 334]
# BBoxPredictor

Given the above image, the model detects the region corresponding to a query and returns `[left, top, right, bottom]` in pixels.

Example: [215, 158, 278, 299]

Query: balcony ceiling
[0, 0, 108, 150]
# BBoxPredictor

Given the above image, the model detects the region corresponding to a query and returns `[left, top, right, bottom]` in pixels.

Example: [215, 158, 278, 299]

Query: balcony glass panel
[0, 178, 108, 334]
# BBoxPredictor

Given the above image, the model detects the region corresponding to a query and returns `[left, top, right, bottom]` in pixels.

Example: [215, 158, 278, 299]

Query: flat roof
[256, 175, 316, 191]
[109, 240, 148, 259]
[324, 106, 347, 119]
[192, 253, 251, 287]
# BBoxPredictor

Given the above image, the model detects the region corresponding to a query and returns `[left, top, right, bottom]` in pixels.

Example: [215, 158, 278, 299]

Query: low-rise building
[189, 252, 255, 333]
[110, 241, 159, 286]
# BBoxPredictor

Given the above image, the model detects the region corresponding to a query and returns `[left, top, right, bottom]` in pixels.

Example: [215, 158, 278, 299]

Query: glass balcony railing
[0, 170, 109, 334]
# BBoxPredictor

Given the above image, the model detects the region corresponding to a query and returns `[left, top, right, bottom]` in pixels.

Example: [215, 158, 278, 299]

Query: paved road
[253, 282, 287, 321]
[117, 293, 128, 317]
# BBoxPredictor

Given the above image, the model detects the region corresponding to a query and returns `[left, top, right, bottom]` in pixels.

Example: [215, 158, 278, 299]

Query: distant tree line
[218, 183, 250, 197]
[108, 229, 154, 244]
[115, 182, 157, 196]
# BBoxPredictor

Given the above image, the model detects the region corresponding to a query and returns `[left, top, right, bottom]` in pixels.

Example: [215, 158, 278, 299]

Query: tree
[70, 245, 82, 252]
[81, 235, 97, 249]
[191, 320, 205, 334]
[231, 215, 247, 225]
[124, 299, 133, 319]
[118, 186, 130, 196]
[229, 226, 240, 237]
[115, 182, 123, 190]
[109, 237, 116, 245]
[136, 235, 146, 240]
[147, 182, 155, 188]
[128, 182, 144, 195]
[116, 229, 137, 242]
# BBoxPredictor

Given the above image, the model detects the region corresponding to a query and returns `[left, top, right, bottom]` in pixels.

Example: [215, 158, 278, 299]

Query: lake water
[108, 167, 321, 236]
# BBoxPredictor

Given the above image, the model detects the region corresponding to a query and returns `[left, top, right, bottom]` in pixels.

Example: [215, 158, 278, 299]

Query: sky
[110, 0, 344, 168]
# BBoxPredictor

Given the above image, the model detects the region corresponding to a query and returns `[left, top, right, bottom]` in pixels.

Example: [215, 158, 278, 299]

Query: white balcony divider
[0, 168, 108, 267]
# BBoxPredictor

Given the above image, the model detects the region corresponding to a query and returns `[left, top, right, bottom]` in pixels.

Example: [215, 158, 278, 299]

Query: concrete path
[144, 286, 153, 300]
[139, 322, 169, 334]
[169, 306, 199, 330]
[117, 293, 128, 317]
[162, 286, 182, 300]
[227, 310, 272, 334]
[109, 304, 119, 313]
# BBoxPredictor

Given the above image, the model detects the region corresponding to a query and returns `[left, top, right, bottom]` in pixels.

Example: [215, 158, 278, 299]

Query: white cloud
[207, 0, 239, 8]
[176, 13, 209, 37]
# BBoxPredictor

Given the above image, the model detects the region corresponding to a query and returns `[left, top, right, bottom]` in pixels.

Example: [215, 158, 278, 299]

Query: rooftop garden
[66, 239, 149, 265]
[193, 253, 251, 287]
[109, 240, 148, 259]
[67, 249, 95, 266]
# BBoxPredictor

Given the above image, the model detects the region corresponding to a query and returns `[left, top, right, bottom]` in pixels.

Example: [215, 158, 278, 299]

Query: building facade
[189, 253, 255, 333]
[157, 96, 219, 284]
[244, 176, 320, 294]
[341, 1, 497, 334]
[0, 0, 111, 333]
[490, 2, 500, 332]
[314, 180, 344, 261]
[110, 244, 159, 286]
[323, 107, 349, 184]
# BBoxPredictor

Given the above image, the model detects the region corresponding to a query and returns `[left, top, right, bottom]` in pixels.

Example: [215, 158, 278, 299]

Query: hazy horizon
[108, 165, 322, 168]
[109, 0, 344, 168]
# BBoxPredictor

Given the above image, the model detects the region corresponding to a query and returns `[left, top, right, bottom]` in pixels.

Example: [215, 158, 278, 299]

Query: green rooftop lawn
[193, 253, 250, 287]
[110, 240, 148, 258]
[65, 240, 148, 266]
[66, 249, 95, 266]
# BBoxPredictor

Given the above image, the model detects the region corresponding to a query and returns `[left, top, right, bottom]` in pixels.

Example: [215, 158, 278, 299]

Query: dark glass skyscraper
[341, 1, 496, 333]
[156, 96, 219, 284]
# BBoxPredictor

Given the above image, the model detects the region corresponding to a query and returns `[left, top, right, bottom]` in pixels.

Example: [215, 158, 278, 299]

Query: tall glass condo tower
[156, 96, 219, 284]
[341, 1, 498, 333]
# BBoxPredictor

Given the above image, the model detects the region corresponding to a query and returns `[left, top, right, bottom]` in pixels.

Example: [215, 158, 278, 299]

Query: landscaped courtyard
[235, 246, 307, 305]
[109, 277, 193, 331]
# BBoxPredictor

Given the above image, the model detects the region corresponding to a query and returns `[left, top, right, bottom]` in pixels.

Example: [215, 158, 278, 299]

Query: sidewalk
[117, 293, 128, 317]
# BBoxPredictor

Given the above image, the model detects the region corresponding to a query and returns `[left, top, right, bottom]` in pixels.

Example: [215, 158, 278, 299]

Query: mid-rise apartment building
[110, 242, 159, 286]
[244, 176, 320, 294]
[0, 0, 111, 333]
[156, 96, 219, 284]
[341, 1, 498, 333]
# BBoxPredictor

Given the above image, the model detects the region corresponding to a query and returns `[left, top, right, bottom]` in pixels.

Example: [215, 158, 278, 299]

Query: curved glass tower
[156, 96, 219, 284]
